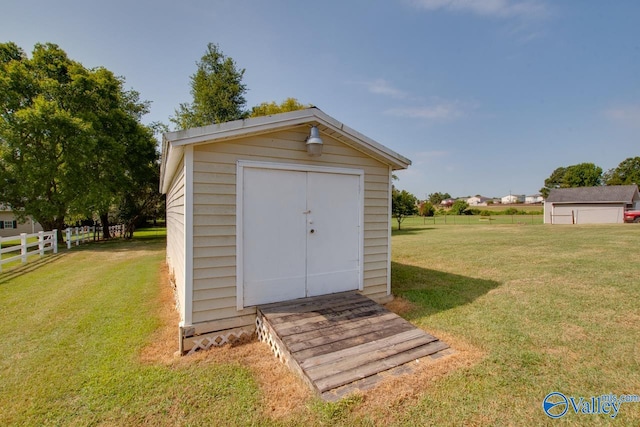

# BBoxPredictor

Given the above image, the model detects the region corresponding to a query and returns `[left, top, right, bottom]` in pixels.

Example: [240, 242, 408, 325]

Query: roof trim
[545, 185, 640, 204]
[160, 108, 411, 193]
[546, 201, 631, 205]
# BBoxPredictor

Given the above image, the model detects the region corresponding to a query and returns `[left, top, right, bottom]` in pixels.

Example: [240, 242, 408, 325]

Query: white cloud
[407, 0, 548, 19]
[605, 105, 640, 127]
[362, 78, 407, 98]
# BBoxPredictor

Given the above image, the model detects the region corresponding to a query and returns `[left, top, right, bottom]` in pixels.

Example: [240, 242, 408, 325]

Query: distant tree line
[540, 158, 640, 198]
[394, 157, 640, 223]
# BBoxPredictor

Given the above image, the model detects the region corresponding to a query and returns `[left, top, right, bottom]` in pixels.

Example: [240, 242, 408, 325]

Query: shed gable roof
[546, 185, 640, 203]
[160, 108, 411, 193]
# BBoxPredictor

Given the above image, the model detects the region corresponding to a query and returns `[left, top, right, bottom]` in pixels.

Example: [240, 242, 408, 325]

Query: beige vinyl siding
[191, 126, 391, 327]
[165, 156, 186, 322]
[548, 203, 624, 224]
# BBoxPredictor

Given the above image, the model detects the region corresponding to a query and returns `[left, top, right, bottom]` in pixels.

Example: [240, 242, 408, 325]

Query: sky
[2, 0, 639, 199]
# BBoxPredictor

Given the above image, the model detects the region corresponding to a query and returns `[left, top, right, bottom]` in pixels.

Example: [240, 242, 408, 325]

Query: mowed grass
[400, 214, 543, 227]
[1, 224, 640, 425]
[391, 223, 640, 425]
[0, 229, 261, 426]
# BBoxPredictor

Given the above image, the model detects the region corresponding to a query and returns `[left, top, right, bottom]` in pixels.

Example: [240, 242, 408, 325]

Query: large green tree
[0, 43, 94, 236]
[87, 82, 158, 238]
[540, 163, 602, 198]
[0, 42, 158, 238]
[392, 188, 418, 230]
[603, 157, 640, 187]
[171, 43, 247, 129]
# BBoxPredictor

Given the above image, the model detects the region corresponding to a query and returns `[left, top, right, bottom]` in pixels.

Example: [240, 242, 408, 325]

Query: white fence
[0, 230, 58, 272]
[64, 224, 124, 249]
[0, 224, 125, 271]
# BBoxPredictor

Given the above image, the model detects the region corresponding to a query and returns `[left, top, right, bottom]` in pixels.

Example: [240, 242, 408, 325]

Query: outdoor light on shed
[305, 125, 323, 157]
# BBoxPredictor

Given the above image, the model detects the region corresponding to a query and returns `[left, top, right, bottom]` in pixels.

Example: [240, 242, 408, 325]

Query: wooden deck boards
[257, 291, 450, 400]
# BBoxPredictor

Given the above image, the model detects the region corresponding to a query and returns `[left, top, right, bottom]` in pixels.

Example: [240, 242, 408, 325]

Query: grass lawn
[478, 204, 544, 213]
[1, 236, 51, 269]
[1, 224, 639, 425]
[400, 214, 543, 226]
[390, 223, 640, 425]
[0, 229, 260, 426]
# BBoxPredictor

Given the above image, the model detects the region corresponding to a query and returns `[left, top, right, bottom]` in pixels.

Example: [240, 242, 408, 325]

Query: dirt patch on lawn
[139, 263, 181, 365]
[349, 330, 484, 422]
[140, 272, 482, 422]
[139, 266, 312, 420]
[384, 295, 419, 316]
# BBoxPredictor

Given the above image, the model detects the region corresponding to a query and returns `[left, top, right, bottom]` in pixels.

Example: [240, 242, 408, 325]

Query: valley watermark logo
[543, 391, 640, 419]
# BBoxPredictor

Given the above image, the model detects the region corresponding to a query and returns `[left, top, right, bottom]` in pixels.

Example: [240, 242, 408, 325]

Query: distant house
[0, 206, 43, 238]
[467, 195, 490, 206]
[440, 198, 455, 207]
[544, 185, 640, 224]
[525, 194, 544, 204]
[501, 194, 525, 204]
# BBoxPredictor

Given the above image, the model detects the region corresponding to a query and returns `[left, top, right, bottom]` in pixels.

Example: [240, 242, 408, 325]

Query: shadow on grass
[66, 230, 166, 253]
[391, 261, 499, 320]
[0, 252, 67, 285]
[0, 232, 166, 284]
[391, 227, 437, 235]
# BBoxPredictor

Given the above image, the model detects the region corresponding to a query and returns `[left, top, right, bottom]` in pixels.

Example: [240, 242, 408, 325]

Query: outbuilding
[544, 185, 640, 224]
[160, 108, 411, 353]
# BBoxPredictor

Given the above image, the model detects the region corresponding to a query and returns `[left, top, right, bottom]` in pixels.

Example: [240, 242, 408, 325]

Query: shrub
[450, 200, 470, 215]
[419, 202, 435, 217]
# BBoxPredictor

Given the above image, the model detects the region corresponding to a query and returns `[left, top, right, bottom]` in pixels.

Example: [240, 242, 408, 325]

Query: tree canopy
[603, 157, 640, 186]
[392, 188, 418, 230]
[171, 43, 247, 129]
[427, 192, 451, 205]
[450, 199, 469, 215]
[250, 98, 311, 117]
[0, 42, 159, 238]
[540, 163, 602, 198]
[419, 201, 435, 217]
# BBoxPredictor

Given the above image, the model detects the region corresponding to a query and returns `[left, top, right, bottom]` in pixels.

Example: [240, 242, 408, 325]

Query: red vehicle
[624, 210, 640, 223]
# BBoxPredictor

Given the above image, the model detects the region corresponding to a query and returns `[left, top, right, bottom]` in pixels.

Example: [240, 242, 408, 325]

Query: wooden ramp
[256, 292, 450, 401]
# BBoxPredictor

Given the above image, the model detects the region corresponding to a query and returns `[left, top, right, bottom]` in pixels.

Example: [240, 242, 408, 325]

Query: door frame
[236, 160, 364, 310]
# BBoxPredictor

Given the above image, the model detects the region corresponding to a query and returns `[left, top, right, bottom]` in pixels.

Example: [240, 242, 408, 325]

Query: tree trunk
[100, 212, 111, 239]
[125, 222, 136, 239]
[40, 217, 66, 243]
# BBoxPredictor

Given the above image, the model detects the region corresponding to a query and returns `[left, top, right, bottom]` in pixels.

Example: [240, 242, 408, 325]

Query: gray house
[544, 185, 640, 224]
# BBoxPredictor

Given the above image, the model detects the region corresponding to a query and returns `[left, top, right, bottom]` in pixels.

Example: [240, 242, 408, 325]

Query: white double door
[241, 166, 361, 307]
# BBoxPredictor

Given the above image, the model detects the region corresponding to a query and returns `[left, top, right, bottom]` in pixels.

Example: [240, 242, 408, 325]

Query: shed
[544, 185, 640, 224]
[159, 108, 411, 353]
